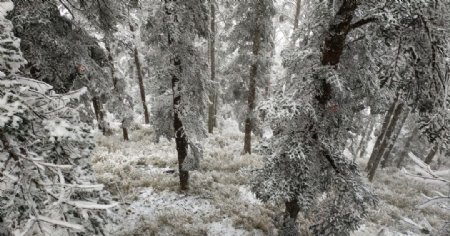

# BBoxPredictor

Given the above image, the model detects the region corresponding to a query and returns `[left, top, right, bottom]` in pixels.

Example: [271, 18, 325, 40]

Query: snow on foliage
[0, 2, 115, 234]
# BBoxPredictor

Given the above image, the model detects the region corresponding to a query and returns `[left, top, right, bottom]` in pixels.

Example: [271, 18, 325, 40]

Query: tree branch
[350, 17, 378, 30]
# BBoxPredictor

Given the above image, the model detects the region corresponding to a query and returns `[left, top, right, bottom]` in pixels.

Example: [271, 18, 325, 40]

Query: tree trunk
[293, 0, 302, 30]
[380, 109, 409, 168]
[166, 0, 189, 191]
[134, 47, 150, 125]
[321, 0, 360, 66]
[366, 101, 397, 171]
[281, 199, 300, 236]
[122, 127, 129, 141]
[92, 96, 105, 132]
[396, 126, 419, 168]
[367, 102, 404, 182]
[424, 142, 439, 165]
[208, 0, 216, 134]
[243, 29, 261, 154]
[92, 97, 101, 122]
[355, 116, 375, 160]
[282, 0, 361, 229]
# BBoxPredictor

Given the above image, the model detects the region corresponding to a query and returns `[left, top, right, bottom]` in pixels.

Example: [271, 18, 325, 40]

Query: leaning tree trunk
[134, 47, 150, 125]
[366, 100, 397, 171]
[380, 108, 410, 168]
[207, 0, 217, 134]
[166, 0, 189, 191]
[355, 115, 376, 160]
[367, 102, 404, 182]
[243, 29, 261, 154]
[129, 22, 150, 125]
[424, 142, 439, 165]
[396, 126, 419, 168]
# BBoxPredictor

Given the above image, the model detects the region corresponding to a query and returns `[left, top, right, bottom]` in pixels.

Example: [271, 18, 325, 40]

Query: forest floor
[91, 122, 449, 236]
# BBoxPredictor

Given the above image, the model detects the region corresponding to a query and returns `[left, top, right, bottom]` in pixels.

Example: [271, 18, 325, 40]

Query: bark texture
[355, 116, 375, 160]
[134, 47, 150, 125]
[366, 101, 397, 171]
[380, 109, 409, 168]
[208, 0, 217, 134]
[122, 127, 129, 141]
[92, 96, 106, 134]
[281, 199, 300, 236]
[243, 29, 261, 154]
[293, 0, 302, 30]
[166, 0, 189, 190]
[367, 102, 404, 182]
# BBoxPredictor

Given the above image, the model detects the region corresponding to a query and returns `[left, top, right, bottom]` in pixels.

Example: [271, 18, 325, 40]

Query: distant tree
[227, 0, 275, 154]
[147, 0, 209, 190]
[365, 0, 450, 180]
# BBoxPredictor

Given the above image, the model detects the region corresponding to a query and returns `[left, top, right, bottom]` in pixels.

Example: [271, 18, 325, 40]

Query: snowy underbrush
[353, 158, 450, 236]
[92, 124, 281, 235]
[92, 124, 449, 235]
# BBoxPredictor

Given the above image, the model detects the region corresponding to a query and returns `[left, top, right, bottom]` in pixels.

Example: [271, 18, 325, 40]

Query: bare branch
[350, 17, 378, 30]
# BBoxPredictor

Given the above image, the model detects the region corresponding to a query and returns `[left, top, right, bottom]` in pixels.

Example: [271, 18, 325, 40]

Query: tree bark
[355, 116, 375, 160]
[368, 102, 404, 182]
[424, 142, 439, 165]
[165, 0, 189, 191]
[208, 0, 217, 134]
[92, 96, 106, 133]
[293, 0, 302, 30]
[396, 126, 419, 168]
[243, 29, 261, 154]
[366, 101, 397, 171]
[380, 109, 409, 168]
[282, 0, 361, 228]
[321, 0, 360, 66]
[122, 127, 129, 141]
[134, 47, 150, 124]
[281, 199, 300, 236]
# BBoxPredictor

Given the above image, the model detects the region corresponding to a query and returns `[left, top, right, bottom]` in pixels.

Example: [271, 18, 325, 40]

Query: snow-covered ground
[91, 124, 449, 235]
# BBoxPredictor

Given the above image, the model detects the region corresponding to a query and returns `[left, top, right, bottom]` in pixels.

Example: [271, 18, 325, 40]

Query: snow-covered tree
[143, 0, 208, 190]
[0, 1, 115, 234]
[253, 0, 449, 234]
[8, 0, 114, 131]
[226, 0, 275, 154]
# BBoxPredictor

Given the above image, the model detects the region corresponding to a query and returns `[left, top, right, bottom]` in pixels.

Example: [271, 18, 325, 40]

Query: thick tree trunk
[321, 0, 359, 66]
[425, 142, 439, 165]
[243, 29, 261, 154]
[281, 199, 300, 236]
[122, 127, 129, 141]
[208, 0, 217, 134]
[134, 47, 150, 125]
[366, 101, 397, 171]
[368, 102, 404, 182]
[166, 0, 189, 191]
[380, 109, 409, 168]
[293, 0, 302, 30]
[396, 126, 419, 168]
